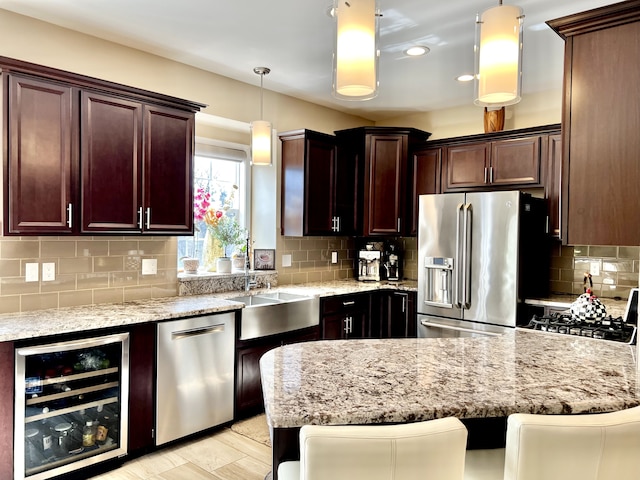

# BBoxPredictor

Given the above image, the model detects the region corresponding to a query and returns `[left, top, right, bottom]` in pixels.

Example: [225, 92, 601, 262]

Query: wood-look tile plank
[153, 462, 219, 480]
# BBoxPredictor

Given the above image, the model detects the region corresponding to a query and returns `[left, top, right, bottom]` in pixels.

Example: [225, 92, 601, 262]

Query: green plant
[209, 215, 244, 257]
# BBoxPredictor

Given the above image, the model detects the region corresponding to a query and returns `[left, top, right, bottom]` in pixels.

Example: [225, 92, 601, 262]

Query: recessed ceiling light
[456, 74, 475, 82]
[404, 46, 429, 56]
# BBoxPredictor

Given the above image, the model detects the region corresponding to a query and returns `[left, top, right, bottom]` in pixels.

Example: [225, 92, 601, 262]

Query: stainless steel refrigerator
[417, 190, 548, 338]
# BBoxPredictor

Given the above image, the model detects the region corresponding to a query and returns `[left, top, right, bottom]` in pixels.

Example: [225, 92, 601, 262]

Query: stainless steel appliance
[417, 191, 548, 338]
[14, 333, 129, 480]
[357, 244, 381, 282]
[156, 313, 235, 445]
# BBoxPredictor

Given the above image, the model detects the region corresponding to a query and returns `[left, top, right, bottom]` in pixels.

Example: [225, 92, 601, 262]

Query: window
[177, 140, 249, 271]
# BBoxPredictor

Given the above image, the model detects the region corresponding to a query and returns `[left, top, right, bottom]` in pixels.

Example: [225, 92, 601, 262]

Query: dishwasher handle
[171, 323, 225, 340]
[420, 320, 502, 337]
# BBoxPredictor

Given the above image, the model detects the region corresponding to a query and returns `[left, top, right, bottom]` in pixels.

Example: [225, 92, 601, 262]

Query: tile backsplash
[549, 244, 639, 299]
[0, 236, 178, 314]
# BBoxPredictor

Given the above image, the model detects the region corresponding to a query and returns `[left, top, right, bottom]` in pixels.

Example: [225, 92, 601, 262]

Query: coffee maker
[357, 244, 381, 281]
[383, 241, 402, 281]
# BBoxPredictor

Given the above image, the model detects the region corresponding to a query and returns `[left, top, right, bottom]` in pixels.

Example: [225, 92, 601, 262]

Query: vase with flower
[208, 213, 244, 273]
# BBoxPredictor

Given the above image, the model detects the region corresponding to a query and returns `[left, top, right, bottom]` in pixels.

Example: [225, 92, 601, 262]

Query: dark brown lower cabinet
[235, 326, 319, 420]
[127, 323, 156, 455]
[320, 293, 371, 340]
[382, 291, 416, 338]
[0, 341, 14, 479]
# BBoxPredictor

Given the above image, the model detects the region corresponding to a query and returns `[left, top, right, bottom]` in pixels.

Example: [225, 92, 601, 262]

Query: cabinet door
[545, 134, 562, 239]
[143, 105, 194, 234]
[5, 75, 76, 234]
[364, 134, 407, 235]
[305, 135, 337, 235]
[321, 313, 348, 339]
[128, 323, 155, 453]
[236, 342, 275, 416]
[0, 341, 13, 478]
[443, 142, 489, 191]
[81, 91, 143, 232]
[384, 291, 416, 338]
[409, 148, 441, 236]
[490, 136, 541, 187]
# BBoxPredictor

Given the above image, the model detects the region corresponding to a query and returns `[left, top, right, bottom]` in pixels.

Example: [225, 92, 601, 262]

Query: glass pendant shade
[474, 3, 523, 106]
[332, 0, 379, 101]
[251, 120, 272, 166]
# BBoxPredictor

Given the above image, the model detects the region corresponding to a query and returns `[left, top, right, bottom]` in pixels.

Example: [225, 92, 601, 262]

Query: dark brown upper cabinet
[5, 74, 77, 234]
[279, 129, 355, 236]
[548, 2, 640, 246]
[334, 127, 431, 237]
[409, 147, 442, 236]
[443, 135, 543, 192]
[2, 56, 203, 236]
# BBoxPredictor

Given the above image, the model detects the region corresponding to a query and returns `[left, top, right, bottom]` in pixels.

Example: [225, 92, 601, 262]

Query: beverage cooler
[14, 333, 129, 480]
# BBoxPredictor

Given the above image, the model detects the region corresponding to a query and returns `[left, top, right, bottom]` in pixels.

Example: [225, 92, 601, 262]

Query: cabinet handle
[402, 296, 406, 314]
[137, 207, 143, 229]
[66, 203, 73, 228]
[336, 216, 340, 233]
[484, 167, 488, 184]
[348, 316, 353, 334]
[545, 215, 550, 235]
[344, 316, 350, 334]
[397, 217, 401, 233]
[342, 300, 355, 306]
[489, 166, 494, 184]
[145, 207, 151, 230]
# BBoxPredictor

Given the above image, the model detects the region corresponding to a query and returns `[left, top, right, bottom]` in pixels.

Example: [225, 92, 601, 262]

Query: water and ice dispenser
[423, 257, 454, 308]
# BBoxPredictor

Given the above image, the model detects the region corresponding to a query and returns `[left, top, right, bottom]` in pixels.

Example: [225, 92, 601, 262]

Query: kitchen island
[260, 329, 640, 478]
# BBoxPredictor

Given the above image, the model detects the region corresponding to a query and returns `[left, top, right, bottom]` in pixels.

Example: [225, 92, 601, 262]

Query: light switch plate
[25, 263, 39, 282]
[590, 262, 600, 277]
[142, 258, 158, 275]
[282, 254, 292, 267]
[42, 263, 55, 282]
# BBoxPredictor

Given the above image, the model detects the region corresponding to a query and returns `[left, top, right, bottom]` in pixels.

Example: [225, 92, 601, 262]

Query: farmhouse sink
[230, 292, 319, 340]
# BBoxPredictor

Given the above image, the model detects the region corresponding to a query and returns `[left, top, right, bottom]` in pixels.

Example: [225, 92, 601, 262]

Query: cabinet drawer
[321, 294, 369, 315]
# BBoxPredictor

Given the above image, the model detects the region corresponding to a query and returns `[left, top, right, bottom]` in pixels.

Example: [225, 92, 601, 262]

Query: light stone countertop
[260, 329, 640, 429]
[0, 279, 416, 343]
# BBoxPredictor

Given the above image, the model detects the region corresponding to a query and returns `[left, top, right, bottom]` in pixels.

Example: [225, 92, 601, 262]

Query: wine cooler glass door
[14, 332, 129, 480]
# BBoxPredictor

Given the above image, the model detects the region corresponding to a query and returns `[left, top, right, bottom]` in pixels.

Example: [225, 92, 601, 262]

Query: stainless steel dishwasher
[156, 312, 235, 445]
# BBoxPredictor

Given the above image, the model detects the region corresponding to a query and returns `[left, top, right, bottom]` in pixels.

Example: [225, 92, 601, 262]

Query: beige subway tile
[589, 246, 617, 257]
[603, 259, 634, 273]
[571, 246, 588, 256]
[1, 240, 39, 259]
[152, 284, 178, 298]
[2, 277, 40, 295]
[139, 241, 167, 255]
[41, 274, 76, 293]
[0, 259, 21, 277]
[165, 238, 178, 256]
[635, 260, 639, 273]
[618, 272, 639, 287]
[290, 272, 309, 284]
[277, 272, 292, 285]
[601, 285, 631, 299]
[292, 251, 307, 262]
[93, 288, 124, 305]
[110, 272, 139, 287]
[40, 240, 76, 258]
[94, 256, 124, 272]
[77, 273, 109, 289]
[336, 269, 349, 280]
[21, 293, 58, 312]
[59, 290, 93, 308]
[59, 257, 92, 274]
[77, 241, 109, 257]
[306, 271, 323, 283]
[109, 241, 140, 256]
[284, 238, 301, 251]
[321, 270, 336, 282]
[123, 286, 153, 302]
[550, 255, 573, 269]
[619, 246, 640, 259]
[558, 269, 573, 282]
[307, 250, 322, 261]
[550, 280, 573, 294]
[124, 254, 142, 271]
[0, 295, 21, 314]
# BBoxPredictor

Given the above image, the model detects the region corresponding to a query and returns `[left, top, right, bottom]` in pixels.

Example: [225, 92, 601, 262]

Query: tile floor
[89, 426, 271, 480]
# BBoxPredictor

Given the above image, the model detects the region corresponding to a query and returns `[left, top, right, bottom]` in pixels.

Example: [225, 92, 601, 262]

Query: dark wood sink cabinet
[2, 57, 204, 236]
[279, 129, 356, 236]
[334, 127, 431, 237]
[548, 2, 640, 246]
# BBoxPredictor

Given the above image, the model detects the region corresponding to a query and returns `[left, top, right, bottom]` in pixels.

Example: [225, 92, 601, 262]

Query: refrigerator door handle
[420, 320, 503, 337]
[462, 203, 472, 309]
[455, 203, 464, 308]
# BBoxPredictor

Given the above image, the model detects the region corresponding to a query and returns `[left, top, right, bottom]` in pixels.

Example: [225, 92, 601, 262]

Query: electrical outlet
[282, 254, 292, 267]
[590, 262, 600, 277]
[331, 251, 338, 264]
[42, 263, 55, 282]
[25, 263, 39, 282]
[141, 258, 158, 275]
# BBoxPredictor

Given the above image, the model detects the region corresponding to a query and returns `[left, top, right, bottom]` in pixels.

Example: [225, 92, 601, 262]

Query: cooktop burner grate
[521, 313, 637, 344]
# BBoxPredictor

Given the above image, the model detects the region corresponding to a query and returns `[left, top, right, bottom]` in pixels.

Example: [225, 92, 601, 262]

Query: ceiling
[0, 0, 615, 121]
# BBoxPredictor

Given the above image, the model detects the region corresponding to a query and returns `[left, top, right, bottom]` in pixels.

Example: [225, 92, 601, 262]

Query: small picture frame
[254, 249, 275, 270]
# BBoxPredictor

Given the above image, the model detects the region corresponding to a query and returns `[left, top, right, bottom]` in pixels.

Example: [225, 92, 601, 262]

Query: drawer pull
[342, 300, 355, 306]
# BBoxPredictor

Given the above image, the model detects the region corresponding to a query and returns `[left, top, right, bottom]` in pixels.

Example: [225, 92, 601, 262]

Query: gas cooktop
[520, 312, 637, 344]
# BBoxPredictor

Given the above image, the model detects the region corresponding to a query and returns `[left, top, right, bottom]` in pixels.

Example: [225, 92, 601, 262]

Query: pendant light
[332, 0, 380, 101]
[474, 0, 524, 106]
[251, 67, 272, 166]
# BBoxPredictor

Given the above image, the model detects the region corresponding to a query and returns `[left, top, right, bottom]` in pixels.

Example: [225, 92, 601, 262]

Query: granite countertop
[260, 329, 640, 429]
[0, 279, 416, 343]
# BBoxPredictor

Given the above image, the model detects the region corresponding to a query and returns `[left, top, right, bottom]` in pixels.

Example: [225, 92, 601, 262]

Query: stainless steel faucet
[244, 266, 257, 292]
